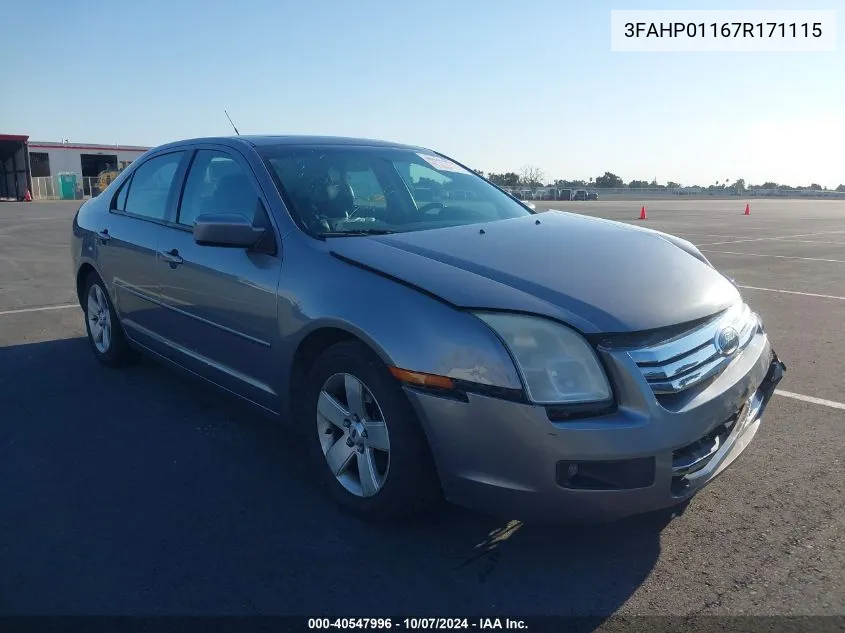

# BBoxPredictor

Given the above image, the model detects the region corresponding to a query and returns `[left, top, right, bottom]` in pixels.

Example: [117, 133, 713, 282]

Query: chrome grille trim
[629, 302, 759, 395]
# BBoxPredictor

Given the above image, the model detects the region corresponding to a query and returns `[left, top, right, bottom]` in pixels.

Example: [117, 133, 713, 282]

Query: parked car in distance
[71, 135, 785, 524]
[587, 191, 598, 201]
[573, 189, 588, 201]
[557, 188, 573, 201]
[506, 190, 535, 210]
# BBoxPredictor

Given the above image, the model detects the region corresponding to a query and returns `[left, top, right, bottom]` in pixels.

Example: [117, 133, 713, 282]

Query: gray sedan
[71, 135, 785, 523]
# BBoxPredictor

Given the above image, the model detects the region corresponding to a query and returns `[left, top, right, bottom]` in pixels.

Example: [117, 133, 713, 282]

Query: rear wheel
[83, 273, 134, 366]
[305, 341, 442, 522]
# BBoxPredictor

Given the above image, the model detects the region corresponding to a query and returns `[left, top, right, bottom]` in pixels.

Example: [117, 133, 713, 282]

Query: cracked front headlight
[474, 312, 612, 405]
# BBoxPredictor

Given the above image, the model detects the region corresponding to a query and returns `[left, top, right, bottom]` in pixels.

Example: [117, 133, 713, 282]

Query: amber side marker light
[389, 367, 455, 390]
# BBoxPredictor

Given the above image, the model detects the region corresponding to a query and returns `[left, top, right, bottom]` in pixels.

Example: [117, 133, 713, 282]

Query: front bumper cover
[405, 338, 786, 524]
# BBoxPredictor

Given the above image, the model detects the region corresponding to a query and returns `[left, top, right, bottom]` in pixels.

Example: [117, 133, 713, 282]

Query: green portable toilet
[58, 173, 77, 200]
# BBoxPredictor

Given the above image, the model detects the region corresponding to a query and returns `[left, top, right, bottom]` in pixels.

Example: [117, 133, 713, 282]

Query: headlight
[474, 312, 612, 405]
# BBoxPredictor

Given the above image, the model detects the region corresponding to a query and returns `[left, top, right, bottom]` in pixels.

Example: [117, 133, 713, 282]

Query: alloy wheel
[316, 372, 391, 498]
[87, 284, 112, 354]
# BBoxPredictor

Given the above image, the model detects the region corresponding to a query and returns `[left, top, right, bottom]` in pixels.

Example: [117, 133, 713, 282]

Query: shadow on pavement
[0, 336, 679, 622]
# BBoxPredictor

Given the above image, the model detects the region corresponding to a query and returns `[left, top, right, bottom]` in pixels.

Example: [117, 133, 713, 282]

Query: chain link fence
[30, 176, 59, 200]
[30, 176, 101, 201]
[503, 185, 845, 201]
[27, 176, 845, 202]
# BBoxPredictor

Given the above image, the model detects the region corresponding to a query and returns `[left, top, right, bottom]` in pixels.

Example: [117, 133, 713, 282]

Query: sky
[2, 0, 844, 188]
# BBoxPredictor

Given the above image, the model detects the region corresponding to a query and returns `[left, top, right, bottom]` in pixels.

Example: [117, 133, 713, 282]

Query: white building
[29, 140, 150, 197]
[0, 132, 150, 200]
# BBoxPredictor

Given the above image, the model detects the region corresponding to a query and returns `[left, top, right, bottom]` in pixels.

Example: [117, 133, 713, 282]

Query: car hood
[328, 212, 740, 334]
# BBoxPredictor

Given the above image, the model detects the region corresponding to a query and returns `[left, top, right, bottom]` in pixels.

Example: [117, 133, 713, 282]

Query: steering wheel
[339, 183, 363, 219]
[417, 202, 446, 214]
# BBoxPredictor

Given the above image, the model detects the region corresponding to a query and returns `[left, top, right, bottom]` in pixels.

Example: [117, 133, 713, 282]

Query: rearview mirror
[193, 213, 265, 248]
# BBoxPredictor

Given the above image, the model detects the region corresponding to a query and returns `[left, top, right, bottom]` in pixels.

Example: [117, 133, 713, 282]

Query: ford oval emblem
[715, 326, 740, 356]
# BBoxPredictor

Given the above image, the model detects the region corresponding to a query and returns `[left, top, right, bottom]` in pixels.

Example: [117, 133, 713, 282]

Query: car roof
[152, 135, 427, 152]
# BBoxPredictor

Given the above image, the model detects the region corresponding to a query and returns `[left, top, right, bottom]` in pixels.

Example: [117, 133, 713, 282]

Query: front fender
[278, 238, 523, 391]
[654, 232, 713, 267]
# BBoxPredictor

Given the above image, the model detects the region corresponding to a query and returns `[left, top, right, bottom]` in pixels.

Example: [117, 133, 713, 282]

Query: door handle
[96, 229, 111, 243]
[160, 248, 183, 265]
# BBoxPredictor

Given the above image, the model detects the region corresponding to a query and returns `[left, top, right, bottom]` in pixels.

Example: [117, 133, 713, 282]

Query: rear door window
[122, 152, 185, 221]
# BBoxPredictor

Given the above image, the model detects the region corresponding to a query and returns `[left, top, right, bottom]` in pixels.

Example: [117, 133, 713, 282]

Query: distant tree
[519, 165, 545, 187]
[836, 184, 845, 192]
[416, 177, 444, 195]
[488, 172, 520, 187]
[476, 172, 835, 192]
[595, 171, 623, 188]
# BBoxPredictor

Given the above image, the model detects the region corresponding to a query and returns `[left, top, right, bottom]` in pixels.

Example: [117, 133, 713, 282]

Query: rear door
[98, 150, 188, 349]
[153, 146, 283, 412]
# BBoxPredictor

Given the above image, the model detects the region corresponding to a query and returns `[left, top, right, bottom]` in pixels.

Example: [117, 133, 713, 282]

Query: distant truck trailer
[0, 134, 32, 201]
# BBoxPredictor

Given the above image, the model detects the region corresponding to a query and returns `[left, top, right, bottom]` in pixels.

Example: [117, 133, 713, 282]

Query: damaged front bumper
[670, 351, 786, 497]
[407, 339, 787, 523]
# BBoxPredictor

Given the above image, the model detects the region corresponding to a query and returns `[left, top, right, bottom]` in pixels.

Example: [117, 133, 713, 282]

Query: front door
[154, 147, 283, 413]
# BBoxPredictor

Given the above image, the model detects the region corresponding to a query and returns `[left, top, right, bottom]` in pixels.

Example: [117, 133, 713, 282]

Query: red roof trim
[0, 134, 30, 142]
[28, 144, 149, 152]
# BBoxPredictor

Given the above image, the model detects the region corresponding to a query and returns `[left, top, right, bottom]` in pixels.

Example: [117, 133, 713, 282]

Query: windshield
[258, 145, 533, 236]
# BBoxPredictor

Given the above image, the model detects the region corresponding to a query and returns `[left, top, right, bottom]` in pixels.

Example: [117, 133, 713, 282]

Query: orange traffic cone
[639, 206, 647, 220]
[24, 189, 32, 202]
[744, 203, 750, 215]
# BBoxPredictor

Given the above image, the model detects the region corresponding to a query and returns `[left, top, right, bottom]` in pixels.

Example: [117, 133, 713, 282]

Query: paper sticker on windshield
[416, 153, 470, 174]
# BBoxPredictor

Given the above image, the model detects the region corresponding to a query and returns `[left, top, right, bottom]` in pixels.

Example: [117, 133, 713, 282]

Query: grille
[629, 302, 759, 395]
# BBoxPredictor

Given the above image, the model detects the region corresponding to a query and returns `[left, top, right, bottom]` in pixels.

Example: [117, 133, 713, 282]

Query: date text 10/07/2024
[307, 618, 528, 630]
[624, 22, 823, 38]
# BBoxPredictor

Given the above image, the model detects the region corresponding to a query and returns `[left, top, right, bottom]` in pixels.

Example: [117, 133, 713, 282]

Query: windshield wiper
[320, 229, 397, 237]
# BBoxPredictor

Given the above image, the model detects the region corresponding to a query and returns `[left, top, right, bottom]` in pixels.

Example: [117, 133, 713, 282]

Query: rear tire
[82, 272, 135, 367]
[305, 340, 442, 522]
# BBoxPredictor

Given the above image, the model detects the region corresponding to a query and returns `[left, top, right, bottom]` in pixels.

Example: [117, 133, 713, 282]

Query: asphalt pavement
[0, 199, 842, 620]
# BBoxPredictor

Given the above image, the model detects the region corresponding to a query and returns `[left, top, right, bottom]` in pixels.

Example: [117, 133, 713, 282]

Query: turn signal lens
[389, 367, 455, 390]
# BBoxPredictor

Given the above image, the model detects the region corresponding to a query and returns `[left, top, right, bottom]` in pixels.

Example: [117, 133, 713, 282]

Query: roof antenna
[224, 109, 241, 135]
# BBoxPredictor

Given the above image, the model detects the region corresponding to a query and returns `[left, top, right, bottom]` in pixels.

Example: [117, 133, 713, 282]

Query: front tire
[83, 273, 134, 366]
[305, 341, 442, 522]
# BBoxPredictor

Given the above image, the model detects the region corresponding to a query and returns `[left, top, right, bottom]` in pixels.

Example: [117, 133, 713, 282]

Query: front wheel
[83, 273, 135, 366]
[305, 341, 442, 522]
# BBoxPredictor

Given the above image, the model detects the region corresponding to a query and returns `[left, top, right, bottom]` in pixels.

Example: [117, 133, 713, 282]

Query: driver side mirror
[193, 213, 266, 248]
